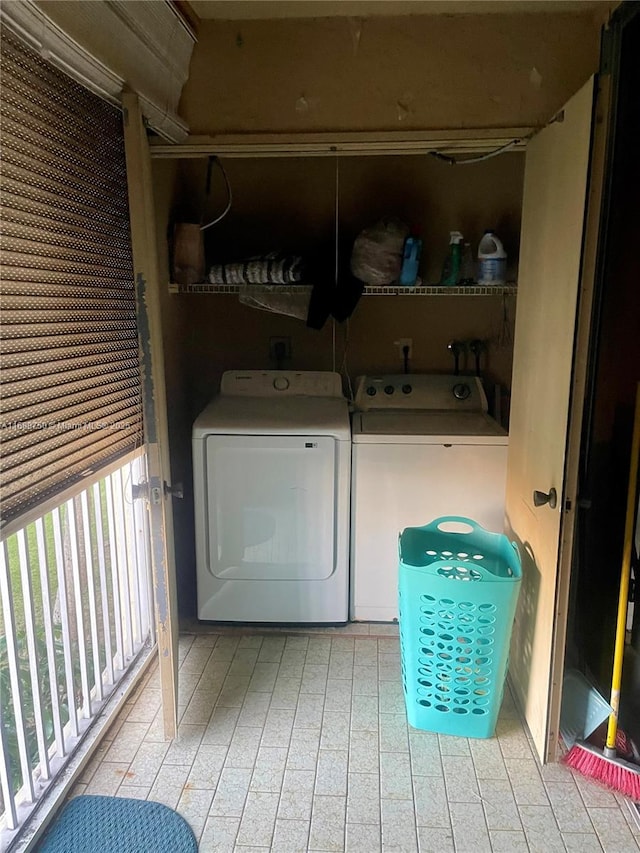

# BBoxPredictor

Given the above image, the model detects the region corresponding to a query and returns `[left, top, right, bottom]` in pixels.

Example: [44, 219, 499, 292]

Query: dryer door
[205, 434, 337, 580]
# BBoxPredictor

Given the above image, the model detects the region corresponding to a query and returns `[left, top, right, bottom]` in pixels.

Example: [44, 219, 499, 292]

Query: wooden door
[122, 93, 179, 739]
[505, 76, 608, 762]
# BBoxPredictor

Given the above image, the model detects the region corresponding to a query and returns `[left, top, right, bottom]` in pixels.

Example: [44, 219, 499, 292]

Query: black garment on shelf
[306, 271, 365, 329]
[332, 273, 365, 322]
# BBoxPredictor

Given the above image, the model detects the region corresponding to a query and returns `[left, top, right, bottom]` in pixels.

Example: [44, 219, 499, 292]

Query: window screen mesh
[0, 29, 143, 528]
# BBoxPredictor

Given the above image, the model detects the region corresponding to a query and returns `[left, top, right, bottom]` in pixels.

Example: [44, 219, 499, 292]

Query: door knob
[533, 487, 557, 509]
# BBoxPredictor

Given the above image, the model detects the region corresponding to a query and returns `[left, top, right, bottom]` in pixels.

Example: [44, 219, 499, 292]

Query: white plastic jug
[477, 231, 507, 286]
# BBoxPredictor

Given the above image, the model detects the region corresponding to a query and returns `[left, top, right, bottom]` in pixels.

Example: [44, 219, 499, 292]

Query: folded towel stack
[208, 252, 304, 286]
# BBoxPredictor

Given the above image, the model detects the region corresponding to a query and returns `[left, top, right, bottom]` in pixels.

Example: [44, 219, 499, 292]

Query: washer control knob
[273, 376, 290, 391]
[366, 386, 377, 397]
[453, 382, 471, 400]
[402, 384, 413, 395]
[384, 385, 395, 395]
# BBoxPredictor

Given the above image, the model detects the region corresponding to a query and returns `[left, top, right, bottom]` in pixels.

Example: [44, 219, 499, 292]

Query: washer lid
[352, 410, 508, 444]
[193, 395, 351, 440]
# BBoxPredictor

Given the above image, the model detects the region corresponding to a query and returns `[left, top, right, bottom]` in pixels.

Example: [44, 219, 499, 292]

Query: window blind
[0, 29, 143, 530]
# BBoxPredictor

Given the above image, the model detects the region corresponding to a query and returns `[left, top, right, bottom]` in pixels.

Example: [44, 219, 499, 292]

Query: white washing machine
[350, 373, 508, 622]
[193, 370, 351, 623]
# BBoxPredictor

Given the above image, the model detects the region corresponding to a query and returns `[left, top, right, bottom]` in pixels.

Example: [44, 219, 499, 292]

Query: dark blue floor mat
[36, 795, 198, 852]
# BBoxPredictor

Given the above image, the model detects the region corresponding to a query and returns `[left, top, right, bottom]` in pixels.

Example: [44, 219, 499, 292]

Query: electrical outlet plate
[269, 336, 291, 361]
[394, 338, 413, 360]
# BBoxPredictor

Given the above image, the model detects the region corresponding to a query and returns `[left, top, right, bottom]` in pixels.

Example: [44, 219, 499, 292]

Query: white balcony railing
[0, 451, 155, 848]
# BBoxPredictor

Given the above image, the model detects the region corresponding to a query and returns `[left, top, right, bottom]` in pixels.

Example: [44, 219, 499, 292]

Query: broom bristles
[563, 741, 640, 801]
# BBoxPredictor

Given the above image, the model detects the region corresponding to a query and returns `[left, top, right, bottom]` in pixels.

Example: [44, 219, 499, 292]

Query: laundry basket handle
[414, 516, 507, 558]
[424, 516, 483, 534]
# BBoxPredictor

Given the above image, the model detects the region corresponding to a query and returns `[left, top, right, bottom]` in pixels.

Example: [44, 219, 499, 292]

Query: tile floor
[74, 627, 640, 852]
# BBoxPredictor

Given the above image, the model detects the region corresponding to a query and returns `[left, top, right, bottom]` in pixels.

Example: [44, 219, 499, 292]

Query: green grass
[0, 481, 118, 796]
[1, 511, 58, 638]
[1, 482, 111, 637]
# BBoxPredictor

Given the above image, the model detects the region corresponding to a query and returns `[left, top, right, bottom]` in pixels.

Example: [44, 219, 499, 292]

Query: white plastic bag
[350, 218, 409, 286]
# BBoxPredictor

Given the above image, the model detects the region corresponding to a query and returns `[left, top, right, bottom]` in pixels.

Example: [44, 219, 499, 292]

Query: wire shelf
[169, 282, 517, 296]
[363, 284, 517, 296]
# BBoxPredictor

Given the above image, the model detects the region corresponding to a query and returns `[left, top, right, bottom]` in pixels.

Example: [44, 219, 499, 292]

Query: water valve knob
[453, 383, 471, 400]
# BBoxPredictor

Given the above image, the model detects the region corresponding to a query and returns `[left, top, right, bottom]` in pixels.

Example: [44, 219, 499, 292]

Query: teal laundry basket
[398, 516, 521, 738]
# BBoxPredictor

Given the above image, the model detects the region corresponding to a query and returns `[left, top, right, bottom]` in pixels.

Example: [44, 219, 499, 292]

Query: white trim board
[0, 0, 191, 142]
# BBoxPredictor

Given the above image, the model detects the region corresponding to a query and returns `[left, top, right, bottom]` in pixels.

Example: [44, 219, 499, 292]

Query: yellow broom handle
[606, 382, 640, 753]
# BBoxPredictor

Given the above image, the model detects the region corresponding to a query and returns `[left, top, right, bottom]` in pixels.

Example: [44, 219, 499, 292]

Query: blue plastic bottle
[399, 236, 422, 286]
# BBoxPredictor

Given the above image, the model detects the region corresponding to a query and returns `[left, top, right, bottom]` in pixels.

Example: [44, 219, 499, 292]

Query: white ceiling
[188, 1, 613, 20]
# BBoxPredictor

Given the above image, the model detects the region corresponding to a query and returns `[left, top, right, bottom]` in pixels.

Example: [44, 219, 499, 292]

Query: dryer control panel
[354, 374, 488, 413]
[220, 370, 344, 398]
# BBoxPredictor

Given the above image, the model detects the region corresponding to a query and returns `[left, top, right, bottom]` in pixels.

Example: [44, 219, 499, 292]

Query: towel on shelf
[208, 252, 305, 286]
[239, 283, 312, 321]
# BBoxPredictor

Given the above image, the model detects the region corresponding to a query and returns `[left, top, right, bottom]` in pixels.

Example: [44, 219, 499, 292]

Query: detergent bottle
[477, 230, 507, 286]
[440, 231, 464, 286]
[399, 235, 423, 286]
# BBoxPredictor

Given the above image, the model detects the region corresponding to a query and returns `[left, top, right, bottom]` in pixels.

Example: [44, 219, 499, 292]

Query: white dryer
[350, 374, 508, 622]
[193, 371, 351, 623]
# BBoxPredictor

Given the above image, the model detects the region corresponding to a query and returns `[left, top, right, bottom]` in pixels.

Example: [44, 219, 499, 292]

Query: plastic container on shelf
[477, 231, 507, 286]
[440, 231, 464, 286]
[398, 516, 522, 738]
[399, 236, 423, 286]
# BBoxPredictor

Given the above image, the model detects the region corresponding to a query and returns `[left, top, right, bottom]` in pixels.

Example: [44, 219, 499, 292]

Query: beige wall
[167, 7, 604, 422]
[180, 13, 602, 134]
[181, 290, 516, 411]
[163, 153, 523, 419]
